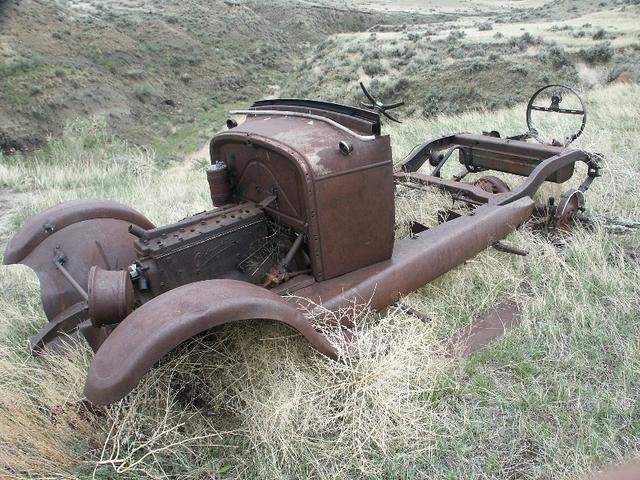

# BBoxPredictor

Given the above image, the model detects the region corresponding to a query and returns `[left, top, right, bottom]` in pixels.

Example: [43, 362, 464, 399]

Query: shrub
[543, 46, 572, 68]
[606, 66, 626, 83]
[346, 43, 363, 54]
[422, 93, 442, 117]
[447, 30, 466, 41]
[405, 58, 426, 75]
[477, 21, 493, 31]
[465, 60, 489, 73]
[579, 42, 614, 64]
[406, 32, 421, 42]
[508, 31, 540, 51]
[592, 28, 609, 40]
[403, 45, 417, 59]
[390, 57, 410, 69]
[363, 60, 386, 76]
[449, 48, 465, 59]
[362, 50, 380, 61]
[394, 77, 410, 91]
[133, 84, 153, 102]
[0, 57, 45, 79]
[548, 24, 572, 32]
[509, 64, 529, 76]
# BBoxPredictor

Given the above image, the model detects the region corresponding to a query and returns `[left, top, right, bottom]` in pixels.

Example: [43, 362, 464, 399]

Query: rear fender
[84, 279, 337, 405]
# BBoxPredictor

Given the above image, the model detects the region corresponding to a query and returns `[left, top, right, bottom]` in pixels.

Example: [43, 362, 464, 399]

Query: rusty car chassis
[3, 84, 601, 405]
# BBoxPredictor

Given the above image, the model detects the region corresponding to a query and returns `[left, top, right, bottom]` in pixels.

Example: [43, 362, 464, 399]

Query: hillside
[285, 0, 640, 117]
[0, 0, 427, 157]
[2, 0, 639, 160]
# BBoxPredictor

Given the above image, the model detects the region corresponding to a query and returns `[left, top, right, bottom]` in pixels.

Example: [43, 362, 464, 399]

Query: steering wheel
[360, 82, 404, 123]
[526, 84, 587, 146]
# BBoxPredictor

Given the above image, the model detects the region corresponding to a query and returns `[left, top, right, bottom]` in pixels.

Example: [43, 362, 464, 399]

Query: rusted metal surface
[249, 98, 382, 135]
[553, 189, 585, 232]
[526, 84, 587, 146]
[399, 134, 599, 197]
[4, 200, 154, 352]
[3, 84, 605, 405]
[87, 266, 134, 328]
[29, 301, 88, 352]
[133, 202, 268, 296]
[395, 171, 497, 205]
[207, 161, 233, 206]
[4, 199, 154, 265]
[212, 103, 395, 281]
[447, 301, 522, 356]
[492, 241, 528, 256]
[359, 81, 404, 123]
[473, 175, 511, 194]
[84, 279, 338, 405]
[497, 149, 598, 206]
[84, 194, 532, 400]
[287, 197, 534, 315]
[400, 133, 573, 181]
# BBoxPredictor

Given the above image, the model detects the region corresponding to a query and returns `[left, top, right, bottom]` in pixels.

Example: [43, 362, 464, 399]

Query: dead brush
[1, 84, 639, 479]
[394, 184, 457, 238]
[85, 299, 451, 478]
[0, 344, 98, 478]
[214, 300, 451, 477]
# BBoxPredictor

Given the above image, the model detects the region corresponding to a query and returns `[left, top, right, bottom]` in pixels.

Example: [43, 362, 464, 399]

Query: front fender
[4, 199, 154, 266]
[84, 279, 338, 405]
[3, 199, 154, 352]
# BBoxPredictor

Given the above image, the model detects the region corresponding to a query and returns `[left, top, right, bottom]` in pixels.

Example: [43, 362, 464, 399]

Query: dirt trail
[185, 142, 210, 166]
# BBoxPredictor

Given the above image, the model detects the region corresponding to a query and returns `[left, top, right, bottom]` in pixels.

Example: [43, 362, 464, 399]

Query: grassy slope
[3, 0, 637, 159]
[0, 0, 427, 158]
[0, 84, 638, 478]
[283, 1, 640, 117]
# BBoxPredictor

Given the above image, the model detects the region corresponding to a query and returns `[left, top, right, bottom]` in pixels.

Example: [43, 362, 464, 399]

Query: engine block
[132, 202, 268, 296]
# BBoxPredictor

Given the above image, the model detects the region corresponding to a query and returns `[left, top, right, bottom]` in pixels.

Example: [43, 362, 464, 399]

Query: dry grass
[0, 84, 639, 478]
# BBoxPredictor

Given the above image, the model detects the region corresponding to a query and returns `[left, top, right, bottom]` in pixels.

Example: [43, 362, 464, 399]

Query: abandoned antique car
[3, 84, 601, 405]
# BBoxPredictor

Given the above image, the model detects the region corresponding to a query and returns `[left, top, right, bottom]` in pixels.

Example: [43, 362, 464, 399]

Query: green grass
[0, 84, 639, 478]
[150, 101, 239, 164]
